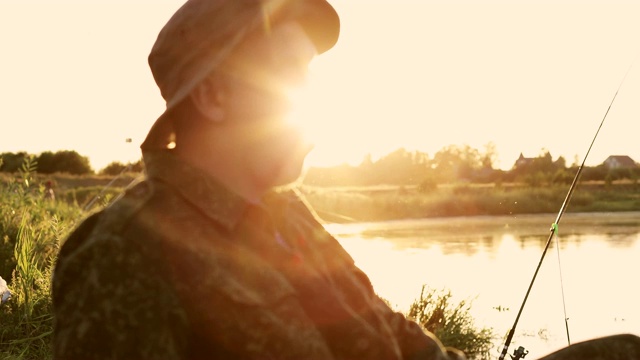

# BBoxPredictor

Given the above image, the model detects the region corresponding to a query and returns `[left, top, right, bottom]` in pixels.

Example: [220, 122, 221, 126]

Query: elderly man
[52, 0, 640, 359]
[52, 0, 465, 359]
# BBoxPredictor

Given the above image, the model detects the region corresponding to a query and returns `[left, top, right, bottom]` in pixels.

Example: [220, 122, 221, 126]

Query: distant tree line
[0, 151, 143, 176]
[0, 151, 92, 175]
[2, 147, 638, 188]
[303, 144, 640, 188]
[99, 160, 144, 175]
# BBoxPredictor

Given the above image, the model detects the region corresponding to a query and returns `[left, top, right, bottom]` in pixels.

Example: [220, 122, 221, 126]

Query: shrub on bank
[408, 286, 494, 360]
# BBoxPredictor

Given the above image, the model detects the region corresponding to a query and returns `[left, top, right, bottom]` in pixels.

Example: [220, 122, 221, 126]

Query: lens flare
[283, 79, 319, 149]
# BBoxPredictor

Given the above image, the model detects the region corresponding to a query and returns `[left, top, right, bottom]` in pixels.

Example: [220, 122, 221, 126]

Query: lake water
[325, 211, 640, 359]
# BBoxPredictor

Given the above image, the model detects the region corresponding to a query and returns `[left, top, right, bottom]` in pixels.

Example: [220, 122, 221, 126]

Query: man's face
[218, 20, 318, 188]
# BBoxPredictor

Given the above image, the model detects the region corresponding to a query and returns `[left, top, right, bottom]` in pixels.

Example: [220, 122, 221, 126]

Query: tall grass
[0, 157, 81, 360]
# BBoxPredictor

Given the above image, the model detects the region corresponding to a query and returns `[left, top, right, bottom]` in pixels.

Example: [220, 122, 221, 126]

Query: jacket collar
[143, 150, 251, 231]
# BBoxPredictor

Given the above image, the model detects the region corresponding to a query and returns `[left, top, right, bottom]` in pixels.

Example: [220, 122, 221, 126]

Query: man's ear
[189, 75, 225, 123]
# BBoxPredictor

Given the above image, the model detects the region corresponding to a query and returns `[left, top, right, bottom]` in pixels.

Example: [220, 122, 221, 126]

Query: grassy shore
[300, 181, 640, 223]
[5, 172, 638, 223]
[1, 171, 637, 359]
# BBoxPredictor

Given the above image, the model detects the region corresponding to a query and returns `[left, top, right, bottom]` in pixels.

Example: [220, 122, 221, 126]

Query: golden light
[284, 64, 352, 168]
[283, 79, 318, 148]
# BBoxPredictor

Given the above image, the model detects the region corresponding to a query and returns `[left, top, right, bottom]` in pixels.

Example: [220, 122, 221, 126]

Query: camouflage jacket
[52, 150, 464, 360]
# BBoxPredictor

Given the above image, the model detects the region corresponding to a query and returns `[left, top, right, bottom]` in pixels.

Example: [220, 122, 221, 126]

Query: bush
[407, 285, 494, 360]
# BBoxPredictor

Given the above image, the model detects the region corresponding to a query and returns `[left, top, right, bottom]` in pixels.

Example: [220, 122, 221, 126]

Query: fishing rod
[498, 65, 634, 360]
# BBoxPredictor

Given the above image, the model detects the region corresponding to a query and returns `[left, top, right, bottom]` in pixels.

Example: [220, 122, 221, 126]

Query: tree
[36, 151, 57, 173]
[480, 142, 498, 170]
[369, 148, 429, 184]
[36, 150, 93, 174]
[0, 152, 30, 172]
[100, 160, 144, 176]
[510, 149, 568, 184]
[431, 145, 482, 182]
[554, 155, 567, 170]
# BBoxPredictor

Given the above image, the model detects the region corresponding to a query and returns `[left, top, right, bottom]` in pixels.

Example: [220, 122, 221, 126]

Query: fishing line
[83, 162, 139, 212]
[553, 223, 570, 346]
[498, 59, 636, 360]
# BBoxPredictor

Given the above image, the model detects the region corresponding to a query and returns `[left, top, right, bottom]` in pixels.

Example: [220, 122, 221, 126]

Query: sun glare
[285, 63, 357, 168]
[284, 82, 317, 146]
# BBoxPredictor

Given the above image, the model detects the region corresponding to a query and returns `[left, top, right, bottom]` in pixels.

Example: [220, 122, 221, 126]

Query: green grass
[0, 162, 82, 360]
[2, 168, 636, 358]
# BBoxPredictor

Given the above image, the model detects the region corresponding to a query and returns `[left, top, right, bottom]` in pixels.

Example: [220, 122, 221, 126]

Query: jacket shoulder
[101, 180, 155, 231]
[56, 180, 155, 259]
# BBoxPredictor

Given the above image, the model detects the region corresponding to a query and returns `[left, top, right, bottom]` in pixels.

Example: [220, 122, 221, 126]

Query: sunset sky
[1, 0, 639, 171]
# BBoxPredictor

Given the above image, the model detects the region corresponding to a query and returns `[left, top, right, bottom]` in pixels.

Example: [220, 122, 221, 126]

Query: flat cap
[142, 0, 339, 150]
[150, 0, 339, 111]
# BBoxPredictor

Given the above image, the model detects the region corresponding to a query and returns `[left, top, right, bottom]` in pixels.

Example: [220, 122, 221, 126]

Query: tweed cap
[142, 0, 340, 150]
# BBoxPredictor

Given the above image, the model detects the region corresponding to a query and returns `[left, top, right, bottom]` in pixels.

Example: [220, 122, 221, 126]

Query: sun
[284, 66, 337, 167]
[284, 58, 380, 169]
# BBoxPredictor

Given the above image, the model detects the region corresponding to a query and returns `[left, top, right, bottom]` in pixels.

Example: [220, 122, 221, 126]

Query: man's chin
[272, 156, 307, 187]
[253, 131, 313, 189]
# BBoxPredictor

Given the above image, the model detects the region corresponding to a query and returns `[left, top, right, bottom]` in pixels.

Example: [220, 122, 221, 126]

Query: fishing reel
[510, 346, 529, 360]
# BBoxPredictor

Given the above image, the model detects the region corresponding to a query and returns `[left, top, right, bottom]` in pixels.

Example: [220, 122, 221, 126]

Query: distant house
[603, 155, 637, 169]
[513, 153, 534, 168]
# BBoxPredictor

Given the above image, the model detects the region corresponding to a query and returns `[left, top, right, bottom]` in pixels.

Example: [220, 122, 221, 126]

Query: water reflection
[327, 212, 640, 358]
[328, 212, 640, 251]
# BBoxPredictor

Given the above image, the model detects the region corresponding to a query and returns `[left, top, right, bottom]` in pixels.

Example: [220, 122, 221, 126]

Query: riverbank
[5, 173, 639, 222]
[300, 181, 640, 223]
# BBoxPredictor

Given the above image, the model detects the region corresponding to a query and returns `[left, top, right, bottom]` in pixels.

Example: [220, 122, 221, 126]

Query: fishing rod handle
[498, 329, 515, 360]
